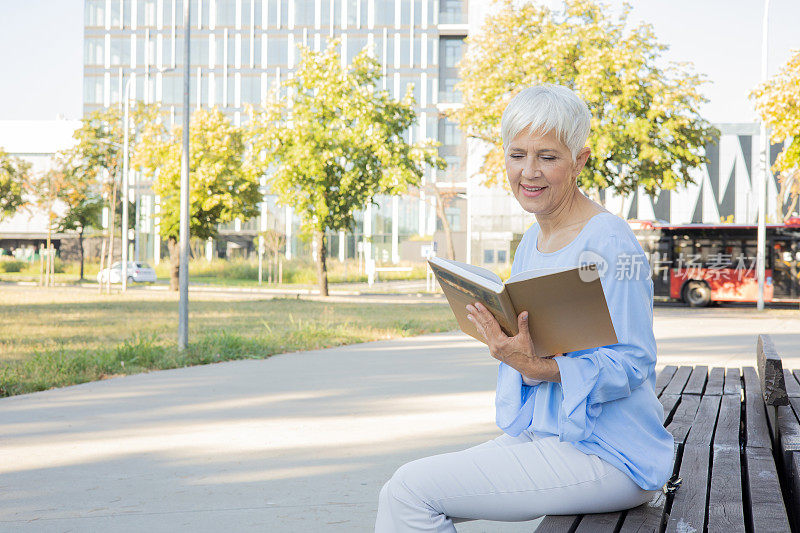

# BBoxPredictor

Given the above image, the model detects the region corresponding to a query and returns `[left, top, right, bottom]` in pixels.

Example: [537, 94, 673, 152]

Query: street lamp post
[757, 0, 771, 310]
[178, 0, 191, 350]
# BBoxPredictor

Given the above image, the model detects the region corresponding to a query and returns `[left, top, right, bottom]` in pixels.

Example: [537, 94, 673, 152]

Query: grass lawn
[0, 286, 456, 397]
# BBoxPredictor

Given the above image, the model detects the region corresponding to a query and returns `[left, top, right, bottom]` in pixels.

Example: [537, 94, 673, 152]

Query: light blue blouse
[495, 211, 675, 491]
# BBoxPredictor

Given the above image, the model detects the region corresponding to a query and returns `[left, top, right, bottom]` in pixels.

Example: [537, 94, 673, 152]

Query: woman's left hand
[466, 303, 540, 372]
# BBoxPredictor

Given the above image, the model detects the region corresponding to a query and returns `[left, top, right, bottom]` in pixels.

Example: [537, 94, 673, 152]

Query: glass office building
[83, 0, 471, 264]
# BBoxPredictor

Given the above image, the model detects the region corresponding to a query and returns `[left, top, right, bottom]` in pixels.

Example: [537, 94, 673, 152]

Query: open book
[428, 257, 618, 357]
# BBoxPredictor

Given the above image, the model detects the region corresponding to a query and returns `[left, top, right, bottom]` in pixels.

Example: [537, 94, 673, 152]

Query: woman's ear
[574, 146, 591, 177]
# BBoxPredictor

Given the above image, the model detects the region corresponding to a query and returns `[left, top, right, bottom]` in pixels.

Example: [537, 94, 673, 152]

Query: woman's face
[504, 127, 590, 214]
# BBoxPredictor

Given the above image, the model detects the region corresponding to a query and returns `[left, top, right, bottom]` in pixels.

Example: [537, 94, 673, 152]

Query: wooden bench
[535, 334, 797, 532]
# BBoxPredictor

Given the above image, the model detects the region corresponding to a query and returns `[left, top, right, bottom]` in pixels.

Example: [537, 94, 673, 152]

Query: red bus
[629, 217, 800, 307]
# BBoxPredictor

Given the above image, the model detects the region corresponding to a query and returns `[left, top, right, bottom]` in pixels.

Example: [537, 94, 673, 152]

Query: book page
[428, 257, 503, 292]
[506, 265, 575, 284]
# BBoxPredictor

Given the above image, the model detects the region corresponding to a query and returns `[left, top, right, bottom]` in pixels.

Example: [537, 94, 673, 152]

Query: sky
[0, 0, 798, 124]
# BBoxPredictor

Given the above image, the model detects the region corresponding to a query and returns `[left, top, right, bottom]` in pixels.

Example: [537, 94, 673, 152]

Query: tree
[752, 50, 800, 221]
[0, 147, 32, 221]
[247, 39, 444, 296]
[51, 152, 104, 280]
[67, 105, 158, 276]
[134, 107, 262, 290]
[453, 0, 716, 201]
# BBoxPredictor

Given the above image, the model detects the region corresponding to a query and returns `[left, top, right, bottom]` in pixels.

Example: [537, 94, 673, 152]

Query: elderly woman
[374, 84, 674, 532]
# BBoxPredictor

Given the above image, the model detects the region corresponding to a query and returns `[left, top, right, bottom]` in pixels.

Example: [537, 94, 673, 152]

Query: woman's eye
[510, 155, 523, 159]
[541, 156, 556, 161]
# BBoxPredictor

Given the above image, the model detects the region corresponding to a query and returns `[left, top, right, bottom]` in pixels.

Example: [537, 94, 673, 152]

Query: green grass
[0, 286, 455, 397]
[0, 258, 428, 286]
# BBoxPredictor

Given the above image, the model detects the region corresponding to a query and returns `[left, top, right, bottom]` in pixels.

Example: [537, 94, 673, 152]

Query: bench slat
[661, 366, 693, 396]
[707, 446, 745, 532]
[617, 493, 665, 533]
[784, 368, 800, 398]
[665, 445, 710, 533]
[666, 395, 701, 446]
[790, 451, 800, 529]
[534, 514, 581, 533]
[683, 365, 708, 395]
[724, 367, 741, 395]
[655, 365, 678, 397]
[574, 511, 623, 532]
[685, 394, 721, 447]
[713, 393, 740, 449]
[757, 334, 789, 406]
[743, 367, 772, 449]
[704, 367, 725, 396]
[745, 447, 791, 533]
[659, 394, 681, 426]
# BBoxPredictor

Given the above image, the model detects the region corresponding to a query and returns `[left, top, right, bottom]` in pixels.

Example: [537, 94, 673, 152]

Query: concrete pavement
[1, 305, 799, 532]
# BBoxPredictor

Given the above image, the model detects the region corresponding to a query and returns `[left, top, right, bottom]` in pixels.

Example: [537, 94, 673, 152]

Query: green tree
[247, 39, 444, 296]
[67, 105, 159, 269]
[0, 147, 32, 221]
[134, 107, 261, 290]
[453, 0, 716, 203]
[51, 152, 104, 280]
[752, 50, 800, 221]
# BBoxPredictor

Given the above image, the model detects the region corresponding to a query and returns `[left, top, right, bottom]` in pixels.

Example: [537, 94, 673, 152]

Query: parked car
[97, 262, 157, 284]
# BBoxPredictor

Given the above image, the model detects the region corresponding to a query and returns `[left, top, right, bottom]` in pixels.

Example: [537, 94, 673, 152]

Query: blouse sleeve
[554, 231, 657, 442]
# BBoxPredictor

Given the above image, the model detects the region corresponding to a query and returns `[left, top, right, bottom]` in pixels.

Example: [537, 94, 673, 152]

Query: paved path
[1, 306, 799, 532]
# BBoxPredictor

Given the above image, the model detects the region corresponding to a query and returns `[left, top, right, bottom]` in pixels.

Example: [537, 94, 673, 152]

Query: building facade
[83, 0, 471, 264]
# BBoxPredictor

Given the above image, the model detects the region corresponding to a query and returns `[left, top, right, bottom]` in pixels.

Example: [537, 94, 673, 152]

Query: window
[439, 76, 460, 103]
[484, 249, 494, 264]
[217, 0, 236, 26]
[110, 37, 130, 66]
[439, 0, 465, 24]
[268, 35, 287, 64]
[84, 77, 104, 104]
[375, 0, 394, 26]
[85, 0, 104, 26]
[441, 38, 463, 68]
[241, 76, 260, 104]
[439, 118, 461, 147]
[497, 250, 507, 263]
[110, 0, 122, 27]
[296, 0, 315, 26]
[190, 36, 209, 66]
[84, 38, 105, 65]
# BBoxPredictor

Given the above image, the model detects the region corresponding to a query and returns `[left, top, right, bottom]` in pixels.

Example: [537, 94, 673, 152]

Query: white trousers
[375, 431, 657, 532]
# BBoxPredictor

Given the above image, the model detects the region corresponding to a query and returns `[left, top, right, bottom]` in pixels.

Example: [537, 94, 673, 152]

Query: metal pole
[757, 0, 770, 311]
[122, 76, 133, 292]
[178, 0, 191, 350]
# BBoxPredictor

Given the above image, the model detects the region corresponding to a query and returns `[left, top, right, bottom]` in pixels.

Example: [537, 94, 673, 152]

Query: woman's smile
[520, 184, 548, 198]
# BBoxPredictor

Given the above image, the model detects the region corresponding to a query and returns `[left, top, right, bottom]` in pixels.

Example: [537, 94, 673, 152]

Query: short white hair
[501, 84, 591, 161]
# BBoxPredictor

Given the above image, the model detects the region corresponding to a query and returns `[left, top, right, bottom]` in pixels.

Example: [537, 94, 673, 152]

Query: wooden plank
[707, 446, 745, 532]
[574, 511, 623, 532]
[757, 334, 789, 406]
[778, 401, 800, 468]
[659, 394, 681, 425]
[724, 367, 741, 395]
[665, 445, 710, 533]
[743, 367, 772, 449]
[661, 366, 692, 396]
[618, 493, 666, 533]
[666, 395, 701, 446]
[655, 365, 678, 397]
[685, 394, 722, 447]
[534, 515, 581, 533]
[745, 447, 791, 533]
[790, 452, 800, 528]
[683, 365, 708, 395]
[713, 393, 740, 449]
[784, 368, 800, 397]
[704, 367, 725, 396]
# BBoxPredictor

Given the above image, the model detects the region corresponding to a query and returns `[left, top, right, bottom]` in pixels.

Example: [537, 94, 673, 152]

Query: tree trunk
[433, 188, 456, 260]
[167, 236, 180, 291]
[78, 228, 85, 281]
[314, 230, 329, 297]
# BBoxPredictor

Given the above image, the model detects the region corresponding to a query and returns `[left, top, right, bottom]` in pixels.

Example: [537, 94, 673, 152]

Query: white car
[97, 261, 157, 284]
